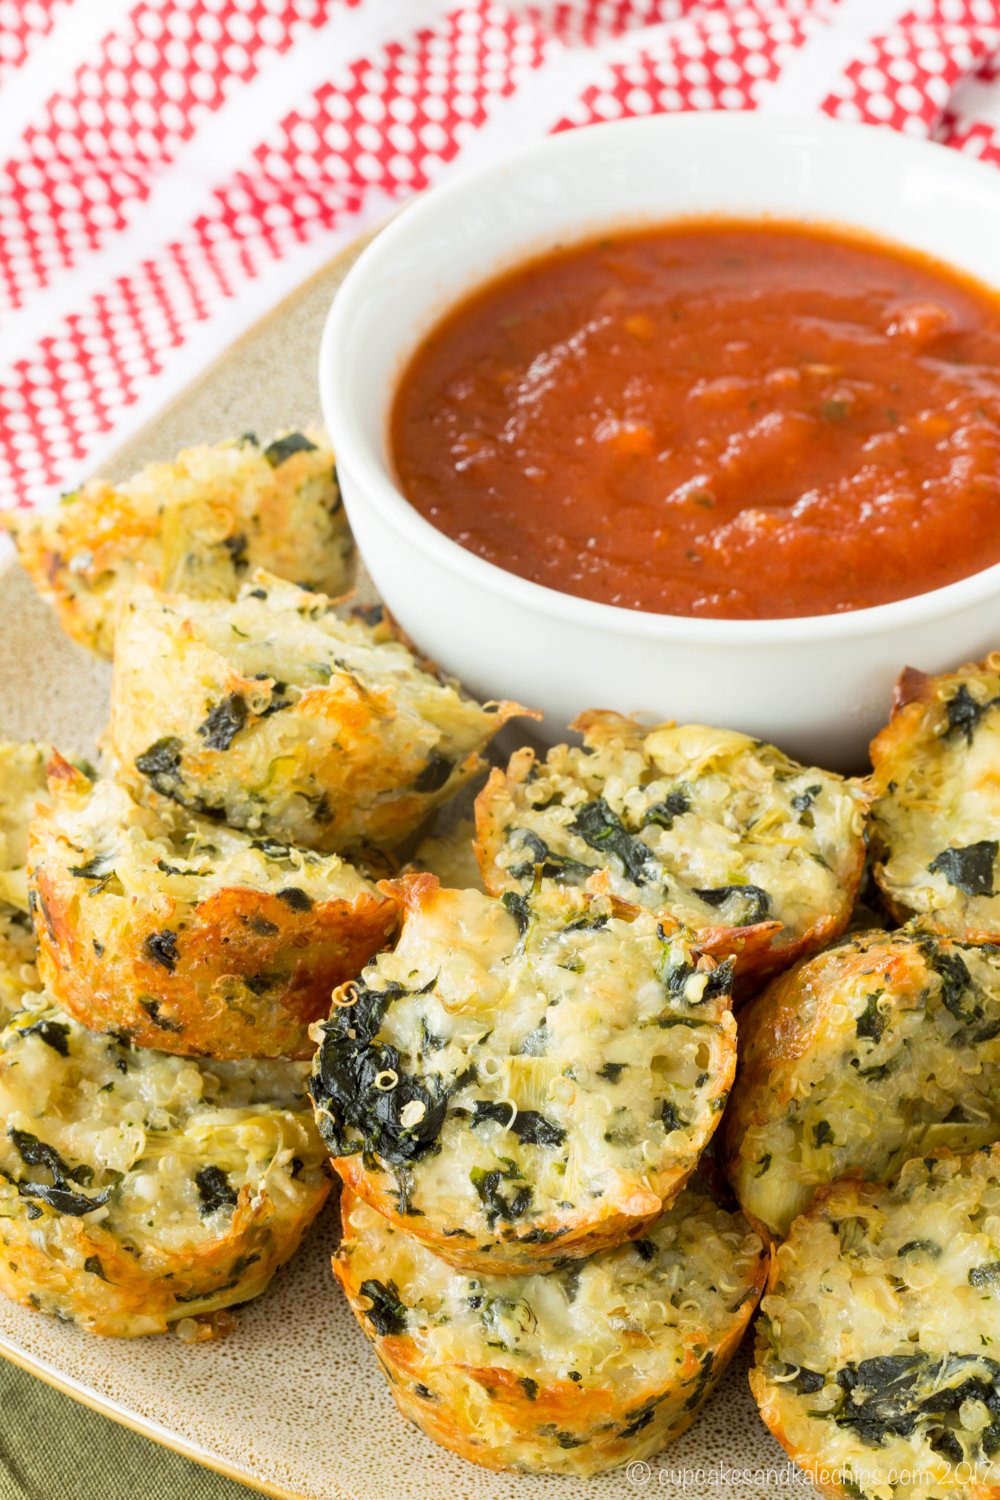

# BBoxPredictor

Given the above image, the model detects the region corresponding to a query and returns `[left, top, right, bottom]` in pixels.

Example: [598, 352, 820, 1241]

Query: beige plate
[0, 243, 790, 1500]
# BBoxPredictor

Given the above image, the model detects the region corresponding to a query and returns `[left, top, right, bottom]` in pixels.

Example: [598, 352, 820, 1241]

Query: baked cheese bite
[110, 574, 525, 854]
[310, 874, 736, 1275]
[334, 1180, 766, 1476]
[0, 997, 330, 1338]
[752, 1147, 1000, 1499]
[27, 757, 397, 1059]
[0, 739, 50, 912]
[870, 657, 1000, 941]
[3, 430, 351, 657]
[724, 929, 1000, 1241]
[476, 712, 867, 983]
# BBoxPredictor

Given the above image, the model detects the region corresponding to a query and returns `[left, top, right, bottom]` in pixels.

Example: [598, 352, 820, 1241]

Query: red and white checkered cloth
[2, 0, 1000, 511]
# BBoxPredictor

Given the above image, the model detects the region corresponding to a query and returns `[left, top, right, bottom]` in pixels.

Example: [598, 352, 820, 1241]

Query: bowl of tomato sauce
[320, 112, 1000, 768]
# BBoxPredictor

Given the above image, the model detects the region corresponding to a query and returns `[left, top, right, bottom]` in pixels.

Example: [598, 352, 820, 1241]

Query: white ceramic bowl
[320, 111, 1000, 769]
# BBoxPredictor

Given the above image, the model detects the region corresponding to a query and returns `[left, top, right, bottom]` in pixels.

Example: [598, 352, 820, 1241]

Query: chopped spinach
[413, 751, 453, 793]
[263, 431, 317, 467]
[8, 1128, 110, 1217]
[969, 1263, 1000, 1291]
[470, 1100, 565, 1147]
[657, 947, 734, 1005]
[784, 1364, 826, 1395]
[597, 1061, 626, 1082]
[144, 929, 179, 973]
[855, 991, 887, 1043]
[197, 693, 248, 752]
[928, 841, 997, 898]
[138, 998, 184, 1033]
[19, 1018, 70, 1056]
[561, 912, 608, 934]
[832, 1353, 1000, 1451]
[68, 852, 116, 889]
[358, 1277, 407, 1336]
[500, 891, 530, 949]
[898, 1239, 941, 1259]
[470, 1161, 532, 1227]
[812, 1119, 834, 1147]
[134, 737, 184, 797]
[520, 1376, 539, 1401]
[508, 829, 592, 885]
[276, 887, 313, 912]
[195, 1166, 238, 1217]
[222, 532, 248, 570]
[693, 883, 772, 926]
[246, 915, 279, 936]
[944, 683, 998, 745]
[659, 1100, 687, 1132]
[310, 979, 448, 1166]
[570, 798, 660, 886]
[791, 785, 822, 813]
[641, 788, 690, 830]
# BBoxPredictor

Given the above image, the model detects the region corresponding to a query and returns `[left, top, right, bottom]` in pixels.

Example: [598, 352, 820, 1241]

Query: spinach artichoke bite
[3, 430, 351, 658]
[310, 874, 737, 1275]
[110, 573, 527, 854]
[724, 929, 1000, 1242]
[334, 1179, 766, 1476]
[870, 657, 1000, 942]
[26, 755, 398, 1059]
[752, 1146, 1000, 1499]
[475, 711, 867, 984]
[0, 996, 330, 1337]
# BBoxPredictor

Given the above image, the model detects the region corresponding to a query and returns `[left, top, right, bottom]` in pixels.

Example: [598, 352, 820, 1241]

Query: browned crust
[721, 932, 912, 1240]
[28, 760, 399, 1059]
[0, 1174, 330, 1338]
[333, 1185, 767, 1476]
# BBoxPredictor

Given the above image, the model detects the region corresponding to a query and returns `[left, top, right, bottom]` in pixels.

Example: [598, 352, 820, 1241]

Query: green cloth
[0, 1361, 257, 1500]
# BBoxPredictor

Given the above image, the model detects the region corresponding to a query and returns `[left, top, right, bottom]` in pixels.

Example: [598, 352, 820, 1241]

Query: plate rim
[0, 1333, 300, 1499]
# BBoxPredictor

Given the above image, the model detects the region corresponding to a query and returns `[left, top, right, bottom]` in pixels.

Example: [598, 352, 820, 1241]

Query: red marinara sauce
[390, 221, 1000, 619]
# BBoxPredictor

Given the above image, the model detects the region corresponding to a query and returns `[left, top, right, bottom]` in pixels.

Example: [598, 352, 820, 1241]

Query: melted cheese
[727, 930, 1000, 1240]
[0, 998, 329, 1335]
[110, 573, 525, 853]
[4, 430, 352, 657]
[311, 879, 736, 1272]
[754, 1148, 1000, 1499]
[871, 658, 1000, 940]
[335, 1181, 765, 1475]
[476, 711, 866, 975]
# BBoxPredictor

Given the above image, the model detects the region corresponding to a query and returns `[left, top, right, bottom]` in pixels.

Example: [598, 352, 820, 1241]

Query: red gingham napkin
[2, 0, 1000, 512]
